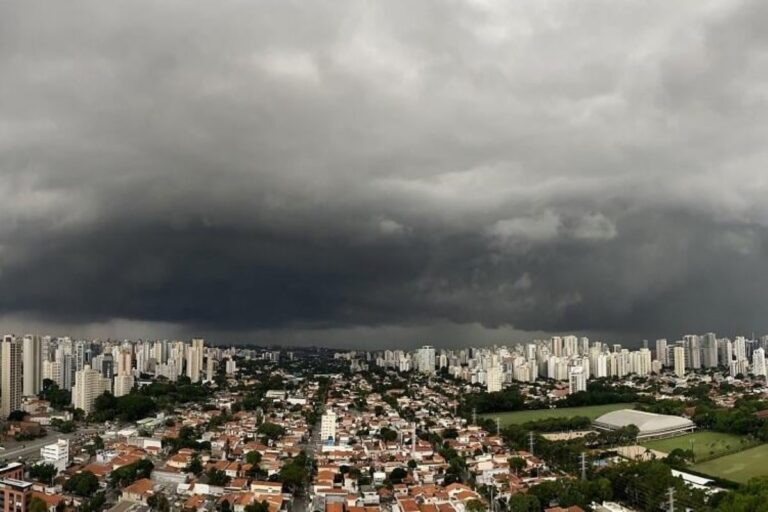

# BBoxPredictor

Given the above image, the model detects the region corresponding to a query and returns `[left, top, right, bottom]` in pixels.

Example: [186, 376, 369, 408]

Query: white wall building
[40, 438, 70, 473]
[320, 411, 337, 443]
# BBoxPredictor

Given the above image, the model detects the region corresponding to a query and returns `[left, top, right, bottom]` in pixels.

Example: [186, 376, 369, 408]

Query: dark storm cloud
[2, 0, 768, 345]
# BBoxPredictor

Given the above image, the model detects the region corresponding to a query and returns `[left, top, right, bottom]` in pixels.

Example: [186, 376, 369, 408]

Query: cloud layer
[2, 0, 768, 345]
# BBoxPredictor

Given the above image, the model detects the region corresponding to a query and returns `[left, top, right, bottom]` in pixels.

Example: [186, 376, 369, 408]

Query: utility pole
[580, 452, 587, 480]
[668, 487, 675, 512]
[528, 431, 535, 455]
[490, 485, 495, 512]
[496, 417, 500, 435]
[472, 407, 477, 426]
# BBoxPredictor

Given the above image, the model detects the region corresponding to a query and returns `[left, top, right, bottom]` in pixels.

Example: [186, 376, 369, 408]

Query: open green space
[481, 402, 634, 426]
[641, 431, 744, 460]
[691, 443, 768, 484]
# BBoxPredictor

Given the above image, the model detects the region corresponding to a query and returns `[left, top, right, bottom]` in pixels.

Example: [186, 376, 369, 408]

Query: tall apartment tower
[416, 345, 436, 374]
[186, 346, 201, 383]
[753, 348, 767, 378]
[674, 346, 686, 378]
[192, 338, 205, 373]
[113, 350, 134, 398]
[655, 339, 668, 367]
[22, 334, 41, 396]
[72, 365, 110, 414]
[1, 335, 22, 417]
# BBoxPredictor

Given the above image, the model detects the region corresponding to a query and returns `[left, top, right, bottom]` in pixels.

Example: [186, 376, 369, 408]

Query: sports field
[691, 443, 768, 484]
[481, 402, 634, 426]
[640, 431, 744, 460]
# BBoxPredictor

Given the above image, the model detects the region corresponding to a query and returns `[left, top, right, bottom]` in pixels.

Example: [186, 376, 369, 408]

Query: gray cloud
[2, 0, 768, 346]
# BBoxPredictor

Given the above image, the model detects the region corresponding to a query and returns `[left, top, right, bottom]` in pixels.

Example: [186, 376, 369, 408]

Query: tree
[186, 455, 203, 476]
[508, 456, 526, 476]
[109, 459, 155, 488]
[64, 471, 99, 496]
[29, 497, 48, 512]
[379, 427, 397, 442]
[7, 410, 25, 421]
[29, 463, 58, 484]
[246, 451, 262, 466]
[389, 467, 407, 483]
[207, 468, 231, 487]
[257, 422, 285, 443]
[147, 492, 170, 512]
[507, 494, 539, 512]
[244, 501, 270, 512]
[465, 499, 486, 512]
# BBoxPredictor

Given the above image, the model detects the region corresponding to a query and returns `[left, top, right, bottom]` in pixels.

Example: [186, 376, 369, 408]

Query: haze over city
[4, 1, 768, 348]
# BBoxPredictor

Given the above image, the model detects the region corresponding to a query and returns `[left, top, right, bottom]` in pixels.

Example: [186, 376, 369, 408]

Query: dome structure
[593, 409, 695, 441]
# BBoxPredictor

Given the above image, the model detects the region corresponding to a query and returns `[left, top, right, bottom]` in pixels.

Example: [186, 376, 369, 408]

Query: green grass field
[481, 402, 635, 426]
[640, 431, 744, 460]
[691, 443, 768, 484]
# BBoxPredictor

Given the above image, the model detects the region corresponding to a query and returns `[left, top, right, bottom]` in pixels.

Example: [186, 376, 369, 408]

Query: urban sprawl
[1, 334, 768, 512]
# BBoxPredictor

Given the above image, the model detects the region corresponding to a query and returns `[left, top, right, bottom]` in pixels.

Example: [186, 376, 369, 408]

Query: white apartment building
[320, 411, 337, 443]
[674, 346, 686, 378]
[73, 365, 110, 414]
[40, 438, 69, 473]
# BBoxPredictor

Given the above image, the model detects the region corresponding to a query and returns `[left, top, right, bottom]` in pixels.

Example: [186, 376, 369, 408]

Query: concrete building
[186, 346, 201, 383]
[594, 409, 695, 441]
[22, 335, 41, 397]
[72, 365, 110, 414]
[416, 345, 436, 374]
[40, 438, 70, 474]
[568, 367, 587, 394]
[674, 346, 686, 378]
[754, 348, 767, 378]
[486, 363, 502, 393]
[320, 411, 337, 443]
[1, 336, 22, 417]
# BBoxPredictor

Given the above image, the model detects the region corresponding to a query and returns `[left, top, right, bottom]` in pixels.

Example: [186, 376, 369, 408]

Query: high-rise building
[192, 338, 205, 374]
[22, 334, 41, 396]
[101, 354, 114, 379]
[186, 346, 201, 383]
[655, 339, 668, 367]
[674, 346, 686, 378]
[113, 374, 133, 397]
[702, 332, 718, 368]
[1, 335, 22, 417]
[568, 367, 587, 394]
[320, 411, 337, 443]
[72, 365, 110, 414]
[486, 363, 502, 393]
[416, 346, 436, 374]
[117, 350, 132, 377]
[753, 348, 767, 378]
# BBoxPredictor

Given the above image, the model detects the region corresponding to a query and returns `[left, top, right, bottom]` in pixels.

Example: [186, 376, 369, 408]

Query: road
[0, 428, 100, 462]
[290, 416, 323, 512]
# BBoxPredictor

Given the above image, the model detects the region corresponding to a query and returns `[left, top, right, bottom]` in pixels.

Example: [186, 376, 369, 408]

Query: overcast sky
[1, 0, 768, 347]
